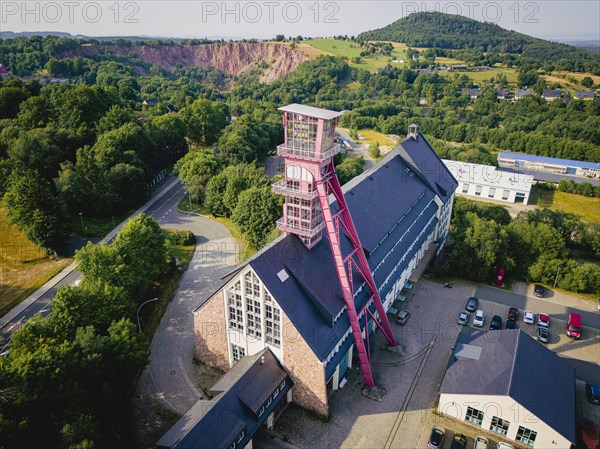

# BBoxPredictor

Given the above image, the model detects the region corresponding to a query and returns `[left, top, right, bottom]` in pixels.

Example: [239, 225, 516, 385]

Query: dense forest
[358, 12, 600, 73]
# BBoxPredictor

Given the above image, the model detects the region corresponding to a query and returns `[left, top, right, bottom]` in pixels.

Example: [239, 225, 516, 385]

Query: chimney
[408, 123, 419, 140]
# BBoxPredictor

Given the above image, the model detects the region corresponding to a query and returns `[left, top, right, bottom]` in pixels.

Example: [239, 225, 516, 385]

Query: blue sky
[2, 1, 599, 40]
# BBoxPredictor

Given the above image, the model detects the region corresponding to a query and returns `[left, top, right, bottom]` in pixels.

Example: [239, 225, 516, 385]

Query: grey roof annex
[441, 329, 575, 444]
[156, 348, 292, 449]
[278, 103, 344, 120]
[195, 131, 457, 375]
[498, 151, 600, 171]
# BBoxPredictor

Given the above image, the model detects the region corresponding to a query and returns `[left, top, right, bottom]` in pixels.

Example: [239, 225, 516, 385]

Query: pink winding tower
[272, 104, 398, 398]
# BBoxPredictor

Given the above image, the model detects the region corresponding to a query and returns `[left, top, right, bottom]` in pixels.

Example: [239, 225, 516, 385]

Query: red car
[582, 419, 599, 449]
[495, 267, 505, 287]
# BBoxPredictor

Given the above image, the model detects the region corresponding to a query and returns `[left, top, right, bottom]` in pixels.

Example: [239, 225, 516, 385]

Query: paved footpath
[136, 213, 238, 415]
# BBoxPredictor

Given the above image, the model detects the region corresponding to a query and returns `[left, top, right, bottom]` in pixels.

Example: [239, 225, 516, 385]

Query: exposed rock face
[63, 42, 307, 83]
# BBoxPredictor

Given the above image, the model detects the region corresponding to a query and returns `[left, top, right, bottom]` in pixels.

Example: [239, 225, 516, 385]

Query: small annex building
[194, 123, 458, 418]
[443, 159, 533, 204]
[498, 151, 600, 179]
[156, 348, 292, 449]
[438, 329, 576, 449]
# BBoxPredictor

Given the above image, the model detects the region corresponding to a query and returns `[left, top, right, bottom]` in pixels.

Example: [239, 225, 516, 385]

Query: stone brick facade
[194, 291, 229, 372]
[281, 310, 329, 419]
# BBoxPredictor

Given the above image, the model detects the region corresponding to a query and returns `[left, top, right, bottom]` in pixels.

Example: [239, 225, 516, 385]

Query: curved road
[137, 209, 238, 414]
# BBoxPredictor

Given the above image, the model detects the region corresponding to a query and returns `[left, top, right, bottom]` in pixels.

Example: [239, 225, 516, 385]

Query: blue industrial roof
[156, 348, 292, 449]
[499, 151, 600, 171]
[441, 329, 576, 444]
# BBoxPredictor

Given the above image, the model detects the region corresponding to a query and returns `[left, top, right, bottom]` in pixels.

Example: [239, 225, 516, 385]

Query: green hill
[358, 12, 599, 71]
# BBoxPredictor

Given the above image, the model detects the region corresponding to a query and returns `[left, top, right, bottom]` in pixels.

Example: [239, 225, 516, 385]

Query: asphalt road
[0, 177, 186, 353]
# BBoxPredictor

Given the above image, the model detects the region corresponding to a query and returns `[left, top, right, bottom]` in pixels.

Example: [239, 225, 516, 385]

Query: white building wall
[438, 393, 572, 449]
[444, 160, 532, 205]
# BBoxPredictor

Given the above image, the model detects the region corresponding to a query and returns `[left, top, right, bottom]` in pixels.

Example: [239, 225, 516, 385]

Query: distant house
[156, 348, 292, 449]
[515, 89, 534, 100]
[439, 329, 575, 449]
[412, 53, 420, 62]
[461, 88, 480, 99]
[449, 64, 468, 71]
[419, 97, 428, 105]
[542, 90, 562, 101]
[495, 89, 508, 100]
[143, 98, 158, 106]
[166, 103, 178, 113]
[574, 90, 595, 100]
[0, 64, 10, 78]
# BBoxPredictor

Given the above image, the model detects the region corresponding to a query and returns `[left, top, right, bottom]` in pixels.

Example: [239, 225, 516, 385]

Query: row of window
[462, 183, 512, 200]
[227, 272, 282, 347]
[465, 407, 537, 447]
[258, 379, 287, 417]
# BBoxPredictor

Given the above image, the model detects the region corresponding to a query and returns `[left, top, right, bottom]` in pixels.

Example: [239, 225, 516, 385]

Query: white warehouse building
[443, 160, 533, 205]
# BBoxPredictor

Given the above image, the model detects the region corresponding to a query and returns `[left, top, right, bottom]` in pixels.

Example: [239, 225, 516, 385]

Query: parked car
[474, 436, 488, 449]
[566, 312, 582, 339]
[523, 310, 535, 324]
[451, 433, 467, 449]
[497, 443, 514, 449]
[538, 313, 550, 327]
[473, 310, 485, 327]
[490, 315, 502, 330]
[537, 326, 549, 343]
[466, 296, 479, 312]
[597, 298, 600, 311]
[458, 311, 470, 326]
[586, 382, 600, 405]
[506, 320, 518, 329]
[428, 426, 445, 449]
[508, 307, 519, 321]
[396, 310, 410, 325]
[582, 419, 599, 449]
[533, 284, 545, 297]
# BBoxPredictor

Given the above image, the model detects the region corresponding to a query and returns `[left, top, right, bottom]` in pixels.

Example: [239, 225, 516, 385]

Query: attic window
[277, 269, 289, 282]
[404, 167, 415, 177]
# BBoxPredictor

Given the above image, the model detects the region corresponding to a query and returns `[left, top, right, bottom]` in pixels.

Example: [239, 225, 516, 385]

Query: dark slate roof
[543, 89, 562, 98]
[441, 329, 576, 443]
[461, 88, 480, 97]
[516, 89, 534, 97]
[575, 91, 595, 99]
[156, 348, 292, 449]
[498, 151, 600, 170]
[197, 131, 454, 368]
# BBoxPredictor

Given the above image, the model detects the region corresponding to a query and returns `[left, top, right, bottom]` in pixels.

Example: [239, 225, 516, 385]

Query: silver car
[458, 310, 470, 326]
[473, 310, 485, 327]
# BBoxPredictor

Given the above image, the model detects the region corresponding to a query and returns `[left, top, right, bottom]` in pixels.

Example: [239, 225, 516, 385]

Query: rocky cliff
[64, 42, 307, 83]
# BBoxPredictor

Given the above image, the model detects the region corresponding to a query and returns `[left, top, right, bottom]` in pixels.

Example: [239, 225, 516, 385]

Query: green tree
[336, 156, 365, 185]
[8, 128, 65, 180]
[3, 168, 69, 253]
[232, 187, 281, 248]
[216, 115, 272, 164]
[581, 76, 594, 88]
[180, 98, 229, 146]
[17, 95, 54, 129]
[173, 149, 219, 204]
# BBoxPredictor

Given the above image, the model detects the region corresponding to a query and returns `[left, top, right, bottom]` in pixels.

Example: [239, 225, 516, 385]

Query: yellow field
[356, 129, 399, 155]
[0, 207, 72, 315]
[530, 189, 600, 223]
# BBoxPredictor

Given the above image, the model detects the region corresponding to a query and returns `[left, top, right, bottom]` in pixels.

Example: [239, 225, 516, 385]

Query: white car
[523, 310, 535, 325]
[458, 310, 470, 326]
[497, 443, 514, 449]
[473, 310, 485, 327]
[538, 313, 550, 327]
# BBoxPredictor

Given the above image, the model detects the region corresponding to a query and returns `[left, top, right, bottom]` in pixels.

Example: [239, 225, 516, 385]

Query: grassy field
[356, 129, 399, 155]
[0, 207, 72, 316]
[303, 39, 409, 72]
[438, 66, 519, 86]
[528, 187, 600, 223]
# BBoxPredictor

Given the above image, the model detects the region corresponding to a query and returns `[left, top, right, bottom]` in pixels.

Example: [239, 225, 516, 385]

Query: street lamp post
[553, 265, 563, 288]
[137, 298, 159, 333]
[78, 212, 84, 231]
[188, 191, 192, 212]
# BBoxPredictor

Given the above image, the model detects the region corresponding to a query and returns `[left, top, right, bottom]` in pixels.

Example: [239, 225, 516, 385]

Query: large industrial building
[444, 159, 533, 205]
[498, 152, 600, 179]
[193, 104, 458, 418]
